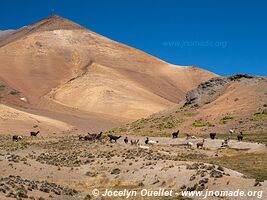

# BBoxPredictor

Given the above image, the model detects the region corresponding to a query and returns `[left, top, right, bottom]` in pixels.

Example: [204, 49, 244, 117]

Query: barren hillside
[113, 74, 267, 137]
[0, 15, 215, 133]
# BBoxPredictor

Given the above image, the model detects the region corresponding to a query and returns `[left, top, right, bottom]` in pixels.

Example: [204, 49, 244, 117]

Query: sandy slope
[0, 104, 72, 134]
[0, 15, 215, 133]
[117, 75, 267, 136]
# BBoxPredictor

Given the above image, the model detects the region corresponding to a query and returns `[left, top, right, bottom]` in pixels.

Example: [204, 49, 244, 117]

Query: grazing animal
[186, 133, 197, 139]
[124, 137, 128, 144]
[187, 142, 193, 149]
[78, 135, 85, 140]
[172, 130, 179, 138]
[131, 139, 139, 145]
[12, 135, 22, 141]
[139, 145, 150, 149]
[84, 134, 96, 141]
[95, 131, 103, 141]
[237, 132, 243, 141]
[221, 139, 229, 147]
[209, 132, 216, 140]
[30, 131, 40, 136]
[229, 129, 234, 134]
[148, 140, 159, 145]
[88, 132, 97, 139]
[145, 137, 149, 144]
[108, 134, 121, 143]
[196, 139, 205, 149]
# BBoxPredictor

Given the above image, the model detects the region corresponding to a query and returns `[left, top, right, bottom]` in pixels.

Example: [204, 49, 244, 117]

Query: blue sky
[0, 0, 266, 76]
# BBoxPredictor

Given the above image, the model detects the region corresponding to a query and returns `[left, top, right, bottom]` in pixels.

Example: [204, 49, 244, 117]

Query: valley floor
[0, 135, 266, 200]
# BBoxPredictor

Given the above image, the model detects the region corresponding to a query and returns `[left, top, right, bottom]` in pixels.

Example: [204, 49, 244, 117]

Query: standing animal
[209, 132, 216, 140]
[148, 140, 159, 145]
[88, 132, 97, 139]
[237, 132, 243, 141]
[131, 139, 139, 145]
[221, 139, 229, 147]
[145, 137, 149, 144]
[134, 139, 139, 145]
[196, 139, 205, 149]
[79, 135, 85, 140]
[186, 133, 197, 139]
[84, 134, 96, 141]
[139, 145, 150, 149]
[12, 135, 23, 141]
[229, 129, 234, 134]
[95, 131, 103, 141]
[108, 134, 121, 143]
[30, 131, 40, 136]
[124, 137, 128, 144]
[172, 130, 179, 138]
[187, 142, 193, 149]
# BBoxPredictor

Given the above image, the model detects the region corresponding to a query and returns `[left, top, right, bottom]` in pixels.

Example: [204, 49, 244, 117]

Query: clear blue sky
[0, 0, 266, 76]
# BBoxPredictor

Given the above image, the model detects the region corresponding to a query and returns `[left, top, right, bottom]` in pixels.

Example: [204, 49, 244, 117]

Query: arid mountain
[0, 15, 216, 134]
[0, 30, 15, 41]
[113, 74, 267, 136]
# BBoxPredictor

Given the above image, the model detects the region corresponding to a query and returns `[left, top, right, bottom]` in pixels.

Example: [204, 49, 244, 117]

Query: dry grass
[200, 153, 267, 182]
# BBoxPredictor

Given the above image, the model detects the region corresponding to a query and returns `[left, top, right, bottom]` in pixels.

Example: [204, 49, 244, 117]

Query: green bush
[158, 120, 176, 130]
[220, 115, 235, 124]
[251, 112, 267, 121]
[192, 120, 213, 127]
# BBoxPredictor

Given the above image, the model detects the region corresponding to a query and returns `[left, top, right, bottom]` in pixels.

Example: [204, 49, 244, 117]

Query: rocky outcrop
[184, 74, 266, 106]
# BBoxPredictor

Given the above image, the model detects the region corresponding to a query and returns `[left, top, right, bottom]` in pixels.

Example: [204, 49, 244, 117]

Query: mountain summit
[0, 15, 216, 132]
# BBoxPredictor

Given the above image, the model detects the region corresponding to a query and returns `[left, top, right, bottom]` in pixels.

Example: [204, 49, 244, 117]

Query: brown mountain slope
[112, 74, 267, 136]
[0, 15, 215, 133]
[0, 30, 15, 42]
[0, 104, 73, 134]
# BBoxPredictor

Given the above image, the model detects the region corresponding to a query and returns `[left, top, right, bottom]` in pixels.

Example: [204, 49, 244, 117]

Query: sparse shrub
[9, 90, 20, 96]
[251, 112, 267, 121]
[0, 85, 5, 91]
[192, 120, 213, 127]
[220, 115, 235, 124]
[185, 112, 197, 117]
[158, 120, 176, 130]
[111, 168, 121, 175]
[111, 127, 127, 133]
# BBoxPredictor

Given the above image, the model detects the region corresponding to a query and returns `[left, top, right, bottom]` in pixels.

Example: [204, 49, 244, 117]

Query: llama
[196, 139, 205, 149]
[124, 137, 128, 144]
[108, 134, 121, 143]
[30, 131, 40, 136]
[221, 139, 229, 147]
[12, 135, 22, 141]
[209, 132, 216, 140]
[148, 140, 159, 145]
[131, 139, 139, 145]
[79, 135, 85, 140]
[237, 132, 243, 141]
[172, 130, 179, 138]
[84, 134, 96, 141]
[139, 145, 150, 149]
[186, 133, 197, 139]
[187, 142, 193, 149]
[95, 132, 103, 141]
[88, 132, 97, 139]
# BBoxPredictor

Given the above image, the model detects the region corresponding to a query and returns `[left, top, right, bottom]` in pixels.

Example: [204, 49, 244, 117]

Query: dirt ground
[0, 134, 266, 200]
